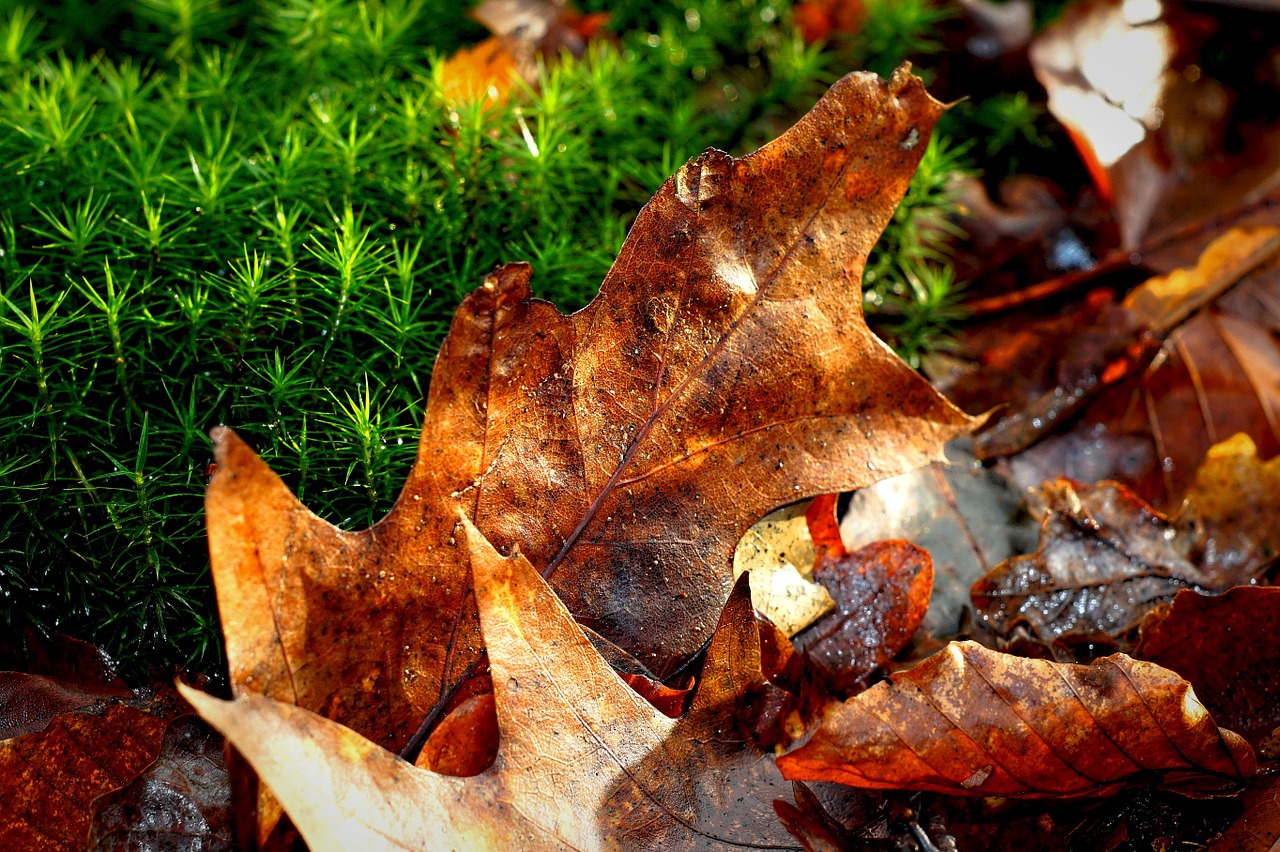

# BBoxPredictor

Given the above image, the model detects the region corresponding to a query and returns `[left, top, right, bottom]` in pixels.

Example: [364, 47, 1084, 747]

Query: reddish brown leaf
[0, 705, 169, 850]
[184, 518, 799, 849]
[776, 640, 1256, 797]
[1136, 586, 1280, 751]
[205, 65, 973, 777]
[976, 227, 1280, 510]
[971, 479, 1220, 646]
[1210, 773, 1280, 852]
[418, 692, 499, 777]
[88, 714, 233, 851]
[794, 540, 933, 692]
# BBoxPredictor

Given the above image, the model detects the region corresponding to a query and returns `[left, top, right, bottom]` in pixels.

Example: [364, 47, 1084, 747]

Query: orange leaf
[777, 640, 1255, 797]
[182, 517, 798, 849]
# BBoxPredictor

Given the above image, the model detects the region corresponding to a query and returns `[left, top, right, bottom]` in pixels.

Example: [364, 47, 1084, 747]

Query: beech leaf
[776, 640, 1255, 798]
[1136, 586, 1280, 750]
[204, 65, 975, 765]
[182, 516, 800, 850]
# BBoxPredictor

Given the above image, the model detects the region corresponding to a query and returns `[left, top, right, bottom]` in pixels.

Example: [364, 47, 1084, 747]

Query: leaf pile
[11, 10, 1280, 846]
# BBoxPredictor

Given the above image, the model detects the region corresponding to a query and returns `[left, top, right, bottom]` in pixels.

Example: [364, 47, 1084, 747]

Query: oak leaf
[205, 64, 974, 766]
[183, 517, 800, 850]
[776, 640, 1255, 797]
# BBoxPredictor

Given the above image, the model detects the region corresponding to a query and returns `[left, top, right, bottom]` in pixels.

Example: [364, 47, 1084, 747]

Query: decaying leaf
[776, 640, 1256, 798]
[793, 540, 933, 692]
[183, 517, 799, 850]
[0, 705, 171, 850]
[88, 714, 234, 851]
[205, 65, 974, 775]
[734, 501, 836, 637]
[970, 478, 1221, 645]
[1136, 586, 1280, 751]
[976, 226, 1280, 468]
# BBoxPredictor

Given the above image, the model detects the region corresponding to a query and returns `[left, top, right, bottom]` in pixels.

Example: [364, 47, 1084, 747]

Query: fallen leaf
[793, 540, 933, 692]
[1209, 773, 1280, 852]
[971, 479, 1217, 645]
[0, 705, 170, 850]
[841, 439, 1037, 638]
[734, 501, 836, 637]
[776, 640, 1256, 797]
[183, 517, 800, 850]
[438, 0, 609, 105]
[205, 63, 974, 776]
[1181, 432, 1280, 574]
[1135, 586, 1280, 750]
[976, 226, 1280, 464]
[88, 714, 233, 851]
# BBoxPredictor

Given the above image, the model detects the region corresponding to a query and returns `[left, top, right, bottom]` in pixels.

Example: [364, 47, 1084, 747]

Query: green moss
[0, 0, 972, 675]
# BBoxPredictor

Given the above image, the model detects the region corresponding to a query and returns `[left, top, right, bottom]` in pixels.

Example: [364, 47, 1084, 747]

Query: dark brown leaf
[88, 714, 233, 851]
[970, 479, 1218, 645]
[1135, 586, 1280, 750]
[794, 540, 933, 692]
[776, 640, 1255, 797]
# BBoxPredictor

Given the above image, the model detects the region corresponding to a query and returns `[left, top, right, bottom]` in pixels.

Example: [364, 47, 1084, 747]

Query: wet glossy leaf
[793, 540, 933, 692]
[88, 715, 233, 851]
[970, 478, 1245, 646]
[184, 518, 799, 850]
[0, 705, 170, 850]
[776, 640, 1255, 798]
[205, 65, 973, 777]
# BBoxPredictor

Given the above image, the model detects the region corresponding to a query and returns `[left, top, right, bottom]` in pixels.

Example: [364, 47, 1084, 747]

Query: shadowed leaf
[1136, 586, 1280, 750]
[88, 715, 233, 851]
[776, 640, 1255, 797]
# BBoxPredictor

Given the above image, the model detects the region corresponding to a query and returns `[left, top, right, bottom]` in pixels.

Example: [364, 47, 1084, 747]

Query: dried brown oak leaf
[206, 66, 974, 757]
[183, 517, 800, 851]
[776, 640, 1256, 798]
